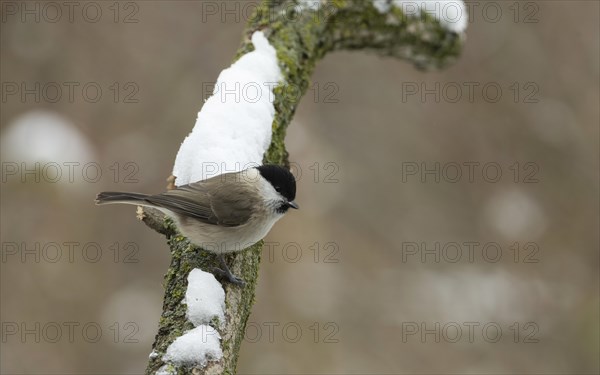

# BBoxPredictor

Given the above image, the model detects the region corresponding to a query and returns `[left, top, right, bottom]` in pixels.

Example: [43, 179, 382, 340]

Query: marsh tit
[96, 164, 298, 285]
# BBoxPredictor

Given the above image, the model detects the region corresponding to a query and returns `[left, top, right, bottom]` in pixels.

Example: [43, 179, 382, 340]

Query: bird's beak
[287, 201, 299, 209]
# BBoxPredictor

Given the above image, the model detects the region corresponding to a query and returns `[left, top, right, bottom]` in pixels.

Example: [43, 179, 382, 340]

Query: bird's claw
[212, 267, 245, 286]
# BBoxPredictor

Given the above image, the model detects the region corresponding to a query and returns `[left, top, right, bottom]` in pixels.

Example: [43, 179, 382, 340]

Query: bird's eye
[274, 186, 281, 192]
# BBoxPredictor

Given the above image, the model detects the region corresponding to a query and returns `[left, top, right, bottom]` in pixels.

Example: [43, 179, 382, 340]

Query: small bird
[96, 164, 298, 285]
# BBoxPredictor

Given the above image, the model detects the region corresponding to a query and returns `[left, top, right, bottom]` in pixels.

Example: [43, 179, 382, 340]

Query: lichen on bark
[142, 1, 465, 374]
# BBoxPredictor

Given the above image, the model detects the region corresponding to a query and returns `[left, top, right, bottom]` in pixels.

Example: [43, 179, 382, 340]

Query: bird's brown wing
[145, 172, 255, 227]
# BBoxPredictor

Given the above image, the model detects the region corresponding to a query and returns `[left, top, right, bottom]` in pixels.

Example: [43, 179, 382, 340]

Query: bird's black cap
[257, 164, 296, 204]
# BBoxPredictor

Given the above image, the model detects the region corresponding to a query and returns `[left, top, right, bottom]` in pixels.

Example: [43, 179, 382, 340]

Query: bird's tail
[95, 191, 150, 206]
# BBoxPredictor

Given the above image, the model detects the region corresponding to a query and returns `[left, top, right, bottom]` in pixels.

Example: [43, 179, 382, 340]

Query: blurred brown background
[1, 1, 598, 374]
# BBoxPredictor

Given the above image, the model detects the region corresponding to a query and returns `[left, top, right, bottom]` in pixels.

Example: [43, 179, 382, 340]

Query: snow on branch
[173, 31, 282, 185]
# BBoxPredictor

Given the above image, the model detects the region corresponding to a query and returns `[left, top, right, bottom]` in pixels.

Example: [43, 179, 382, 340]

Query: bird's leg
[213, 254, 245, 286]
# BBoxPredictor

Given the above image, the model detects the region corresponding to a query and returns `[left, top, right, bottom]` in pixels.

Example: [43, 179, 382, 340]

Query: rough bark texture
[143, 1, 465, 374]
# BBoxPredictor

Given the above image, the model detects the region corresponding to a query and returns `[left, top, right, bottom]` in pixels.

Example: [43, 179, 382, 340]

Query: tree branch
[144, 1, 465, 374]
